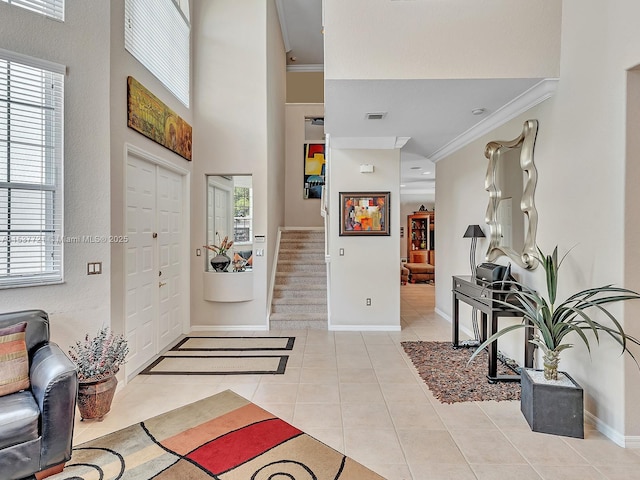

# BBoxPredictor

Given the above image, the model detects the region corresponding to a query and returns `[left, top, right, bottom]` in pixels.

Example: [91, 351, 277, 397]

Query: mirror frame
[484, 119, 539, 269]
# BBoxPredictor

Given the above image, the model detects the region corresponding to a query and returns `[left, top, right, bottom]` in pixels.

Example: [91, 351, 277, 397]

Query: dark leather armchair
[0, 310, 78, 480]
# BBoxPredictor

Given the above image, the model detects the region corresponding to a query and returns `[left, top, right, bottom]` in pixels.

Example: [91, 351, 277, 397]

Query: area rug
[173, 336, 295, 351]
[141, 355, 289, 375]
[401, 341, 521, 403]
[141, 336, 295, 375]
[49, 390, 383, 480]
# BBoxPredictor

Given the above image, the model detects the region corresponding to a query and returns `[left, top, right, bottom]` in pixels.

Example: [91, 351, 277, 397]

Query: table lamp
[463, 224, 485, 278]
[462, 224, 485, 347]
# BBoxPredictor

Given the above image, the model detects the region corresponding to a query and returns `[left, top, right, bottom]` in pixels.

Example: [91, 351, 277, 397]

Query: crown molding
[287, 64, 324, 72]
[431, 78, 559, 163]
[331, 136, 408, 149]
[275, 0, 291, 52]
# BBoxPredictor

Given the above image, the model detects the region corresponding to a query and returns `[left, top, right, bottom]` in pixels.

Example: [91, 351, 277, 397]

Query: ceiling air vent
[366, 112, 387, 120]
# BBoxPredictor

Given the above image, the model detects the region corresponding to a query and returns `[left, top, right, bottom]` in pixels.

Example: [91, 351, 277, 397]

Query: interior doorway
[124, 147, 189, 379]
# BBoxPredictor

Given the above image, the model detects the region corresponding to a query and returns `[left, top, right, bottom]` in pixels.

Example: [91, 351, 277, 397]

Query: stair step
[269, 312, 328, 330]
[270, 320, 327, 330]
[272, 305, 327, 315]
[275, 276, 326, 286]
[277, 264, 325, 273]
[271, 229, 327, 330]
[272, 297, 326, 305]
[273, 287, 326, 298]
[279, 248, 324, 259]
[279, 241, 324, 248]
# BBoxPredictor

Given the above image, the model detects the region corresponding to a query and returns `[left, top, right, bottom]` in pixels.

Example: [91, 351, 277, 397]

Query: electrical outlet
[366, 298, 372, 306]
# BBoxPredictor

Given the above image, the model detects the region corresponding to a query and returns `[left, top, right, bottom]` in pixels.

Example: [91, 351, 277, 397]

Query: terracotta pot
[77, 375, 117, 421]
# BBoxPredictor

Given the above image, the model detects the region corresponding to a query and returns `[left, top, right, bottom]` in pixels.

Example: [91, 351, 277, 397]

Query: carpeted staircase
[270, 229, 327, 329]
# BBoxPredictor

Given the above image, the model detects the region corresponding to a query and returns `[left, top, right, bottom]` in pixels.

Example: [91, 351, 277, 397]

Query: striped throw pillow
[0, 322, 30, 396]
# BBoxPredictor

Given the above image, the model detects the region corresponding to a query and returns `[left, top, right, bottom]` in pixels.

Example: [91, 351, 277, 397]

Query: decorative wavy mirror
[484, 119, 539, 269]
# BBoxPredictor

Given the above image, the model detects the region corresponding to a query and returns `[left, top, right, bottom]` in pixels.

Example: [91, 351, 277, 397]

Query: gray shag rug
[401, 341, 521, 404]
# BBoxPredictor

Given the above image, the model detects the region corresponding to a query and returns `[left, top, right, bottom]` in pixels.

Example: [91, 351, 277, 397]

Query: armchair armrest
[30, 343, 78, 470]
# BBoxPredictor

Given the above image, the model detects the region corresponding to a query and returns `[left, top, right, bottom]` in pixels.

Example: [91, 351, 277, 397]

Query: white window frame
[124, 0, 190, 107]
[1, 0, 64, 21]
[0, 48, 65, 288]
[233, 185, 253, 247]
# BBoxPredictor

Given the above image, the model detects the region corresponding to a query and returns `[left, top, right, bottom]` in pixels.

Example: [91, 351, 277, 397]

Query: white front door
[157, 168, 183, 350]
[125, 152, 186, 376]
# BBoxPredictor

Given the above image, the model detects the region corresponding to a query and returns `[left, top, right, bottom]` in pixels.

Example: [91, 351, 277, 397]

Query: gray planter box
[520, 368, 584, 438]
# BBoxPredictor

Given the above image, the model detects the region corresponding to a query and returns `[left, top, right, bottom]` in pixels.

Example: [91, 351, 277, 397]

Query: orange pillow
[0, 322, 29, 396]
[246, 255, 253, 266]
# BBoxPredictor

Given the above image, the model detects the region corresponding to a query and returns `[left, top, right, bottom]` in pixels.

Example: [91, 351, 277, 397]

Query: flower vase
[210, 253, 231, 272]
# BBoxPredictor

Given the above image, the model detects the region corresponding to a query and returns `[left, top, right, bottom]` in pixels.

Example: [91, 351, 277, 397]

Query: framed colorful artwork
[339, 192, 390, 236]
[127, 76, 193, 161]
[303, 143, 325, 199]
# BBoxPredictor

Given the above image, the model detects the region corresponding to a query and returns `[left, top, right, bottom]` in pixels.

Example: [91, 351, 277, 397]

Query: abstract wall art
[127, 76, 192, 161]
[339, 192, 390, 236]
[303, 143, 325, 199]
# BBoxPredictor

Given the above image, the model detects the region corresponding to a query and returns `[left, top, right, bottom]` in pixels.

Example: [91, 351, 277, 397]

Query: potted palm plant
[68, 327, 129, 420]
[469, 246, 640, 437]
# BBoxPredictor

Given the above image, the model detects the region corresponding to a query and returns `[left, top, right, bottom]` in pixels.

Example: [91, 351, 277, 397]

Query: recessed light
[471, 108, 485, 115]
[400, 184, 406, 188]
[421, 171, 431, 175]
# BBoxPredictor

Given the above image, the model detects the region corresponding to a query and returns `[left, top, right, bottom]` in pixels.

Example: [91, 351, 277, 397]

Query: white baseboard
[190, 325, 269, 332]
[622, 436, 640, 449]
[584, 411, 629, 448]
[329, 325, 401, 332]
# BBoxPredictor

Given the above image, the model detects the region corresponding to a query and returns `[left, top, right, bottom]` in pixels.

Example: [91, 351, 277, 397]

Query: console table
[452, 275, 534, 382]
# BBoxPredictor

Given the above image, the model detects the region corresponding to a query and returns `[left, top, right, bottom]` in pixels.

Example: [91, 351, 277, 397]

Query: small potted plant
[68, 327, 129, 420]
[469, 245, 640, 437]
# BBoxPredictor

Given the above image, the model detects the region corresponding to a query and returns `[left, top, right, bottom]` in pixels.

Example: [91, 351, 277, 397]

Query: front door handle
[159, 281, 167, 288]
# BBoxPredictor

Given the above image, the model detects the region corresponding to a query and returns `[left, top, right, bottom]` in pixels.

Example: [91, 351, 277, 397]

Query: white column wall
[190, 0, 285, 329]
[109, 0, 194, 341]
[328, 148, 400, 330]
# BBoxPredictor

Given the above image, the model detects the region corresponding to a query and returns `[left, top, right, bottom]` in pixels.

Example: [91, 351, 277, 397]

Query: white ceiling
[276, 0, 549, 198]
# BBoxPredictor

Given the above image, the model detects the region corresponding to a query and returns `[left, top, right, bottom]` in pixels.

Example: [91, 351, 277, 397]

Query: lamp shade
[463, 224, 485, 238]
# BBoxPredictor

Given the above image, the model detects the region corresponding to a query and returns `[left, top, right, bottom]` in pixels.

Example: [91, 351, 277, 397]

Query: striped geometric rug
[141, 336, 295, 376]
[48, 390, 384, 479]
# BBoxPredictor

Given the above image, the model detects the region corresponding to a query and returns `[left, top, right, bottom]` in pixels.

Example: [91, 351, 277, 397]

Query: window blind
[2, 0, 64, 21]
[124, 0, 190, 107]
[0, 49, 64, 288]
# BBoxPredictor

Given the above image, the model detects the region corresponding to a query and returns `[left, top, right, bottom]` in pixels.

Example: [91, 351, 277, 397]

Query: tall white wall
[109, 0, 194, 339]
[0, 0, 111, 346]
[190, 0, 285, 328]
[328, 148, 400, 330]
[266, 0, 287, 278]
[285, 104, 325, 227]
[324, 0, 561, 80]
[436, 0, 640, 442]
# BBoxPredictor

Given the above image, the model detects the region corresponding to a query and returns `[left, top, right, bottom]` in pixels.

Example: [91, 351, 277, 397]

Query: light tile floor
[72, 283, 640, 480]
